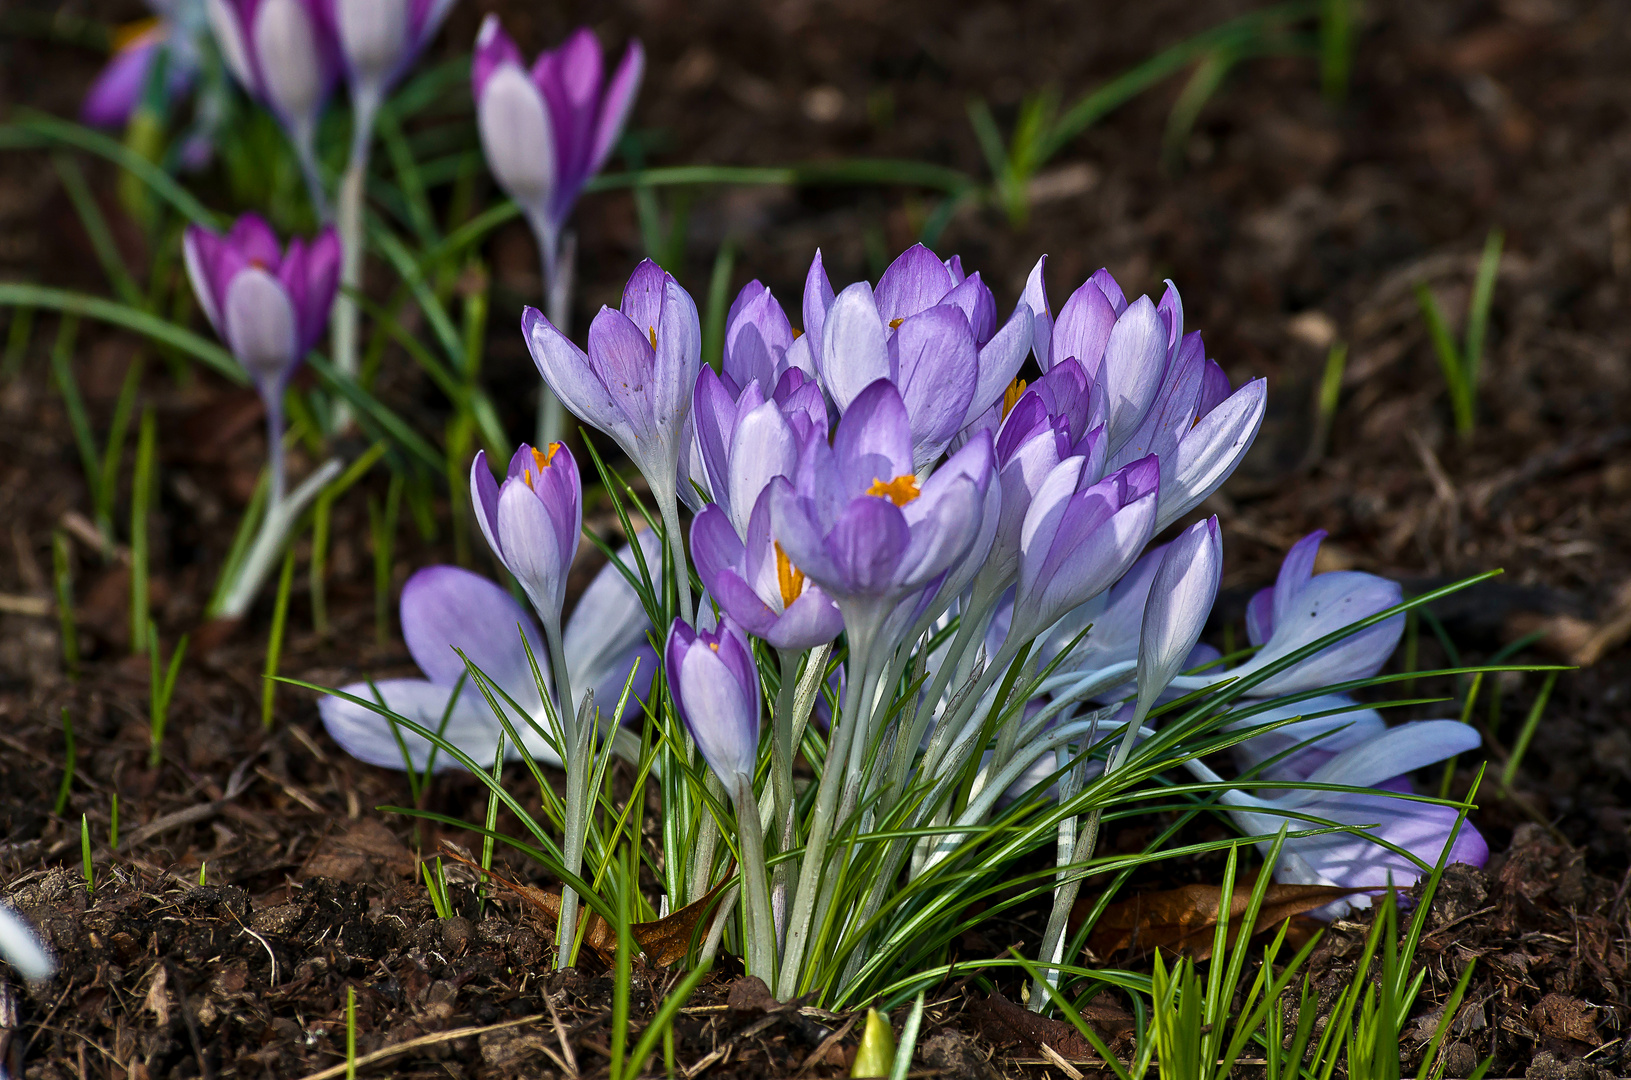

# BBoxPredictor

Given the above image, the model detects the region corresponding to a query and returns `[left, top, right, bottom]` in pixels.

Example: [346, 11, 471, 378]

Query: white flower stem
[330, 94, 378, 431]
[290, 117, 331, 223]
[657, 492, 694, 627]
[734, 773, 778, 985]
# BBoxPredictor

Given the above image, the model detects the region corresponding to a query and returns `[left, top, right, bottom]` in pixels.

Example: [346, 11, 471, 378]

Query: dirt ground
[3, 0, 1631, 1076]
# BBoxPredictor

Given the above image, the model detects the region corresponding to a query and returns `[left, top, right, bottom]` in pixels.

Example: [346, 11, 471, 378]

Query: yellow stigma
[114, 16, 161, 51]
[1001, 377, 1027, 419]
[708, 640, 719, 652]
[791, 327, 804, 339]
[648, 326, 658, 349]
[775, 542, 807, 608]
[887, 317, 905, 330]
[532, 442, 562, 470]
[867, 474, 921, 507]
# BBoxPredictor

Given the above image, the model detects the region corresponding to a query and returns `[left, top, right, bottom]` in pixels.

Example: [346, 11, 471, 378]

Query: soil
[3, 0, 1631, 1075]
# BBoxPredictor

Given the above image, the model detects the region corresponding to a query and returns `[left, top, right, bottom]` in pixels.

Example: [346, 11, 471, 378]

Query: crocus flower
[770, 380, 993, 659]
[81, 8, 201, 129]
[205, 0, 340, 204]
[665, 616, 762, 786]
[798, 246, 1031, 470]
[1007, 453, 1159, 644]
[1225, 694, 1387, 784]
[471, 442, 581, 634]
[692, 491, 844, 652]
[1221, 721, 1488, 911]
[326, 0, 455, 112]
[1134, 517, 1222, 717]
[0, 902, 53, 983]
[320, 539, 658, 772]
[720, 280, 806, 396]
[1212, 530, 1404, 697]
[523, 260, 701, 525]
[183, 214, 339, 503]
[691, 366, 827, 538]
[472, 16, 643, 259]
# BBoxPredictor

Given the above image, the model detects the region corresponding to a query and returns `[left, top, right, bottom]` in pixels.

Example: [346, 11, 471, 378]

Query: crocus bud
[1010, 454, 1159, 643]
[473, 16, 643, 245]
[1135, 516, 1222, 716]
[183, 213, 340, 393]
[327, 0, 454, 106]
[471, 443, 582, 631]
[665, 616, 762, 786]
[205, 0, 340, 141]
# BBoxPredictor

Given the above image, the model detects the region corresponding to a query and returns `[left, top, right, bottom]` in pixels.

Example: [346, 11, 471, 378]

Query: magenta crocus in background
[326, 0, 455, 113]
[183, 213, 339, 505]
[473, 17, 643, 263]
[205, 0, 341, 212]
[81, 8, 200, 129]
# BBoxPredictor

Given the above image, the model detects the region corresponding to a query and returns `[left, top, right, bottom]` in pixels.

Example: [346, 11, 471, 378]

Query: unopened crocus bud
[183, 214, 339, 394]
[326, 0, 455, 110]
[471, 443, 582, 632]
[665, 616, 762, 786]
[472, 16, 643, 252]
[1135, 516, 1222, 717]
[205, 0, 340, 151]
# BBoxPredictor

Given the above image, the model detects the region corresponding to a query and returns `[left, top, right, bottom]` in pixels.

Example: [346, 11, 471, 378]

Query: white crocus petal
[335, 0, 410, 87]
[180, 229, 222, 332]
[204, 0, 254, 88]
[253, 0, 327, 122]
[478, 64, 554, 211]
[1135, 518, 1220, 714]
[726, 401, 797, 539]
[1101, 297, 1167, 450]
[0, 903, 53, 982]
[819, 282, 891, 412]
[1278, 721, 1482, 808]
[221, 268, 299, 384]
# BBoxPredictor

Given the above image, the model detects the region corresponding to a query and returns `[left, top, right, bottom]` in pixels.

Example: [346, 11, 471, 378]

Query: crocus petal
[81, 35, 160, 128]
[727, 399, 798, 538]
[820, 282, 892, 412]
[1272, 530, 1327, 631]
[1284, 721, 1483, 805]
[523, 306, 638, 446]
[1101, 296, 1168, 451]
[893, 305, 977, 467]
[589, 40, 644, 175]
[252, 0, 333, 127]
[320, 678, 559, 771]
[1136, 517, 1221, 708]
[875, 243, 956, 324]
[1227, 694, 1389, 782]
[1153, 378, 1267, 533]
[478, 59, 554, 212]
[1021, 255, 1054, 370]
[0, 903, 53, 982]
[206, 0, 256, 89]
[471, 13, 523, 100]
[832, 379, 914, 497]
[495, 481, 570, 622]
[221, 268, 300, 385]
[564, 533, 661, 697]
[1270, 786, 1488, 898]
[963, 304, 1033, 429]
[1052, 276, 1117, 375]
[333, 0, 411, 90]
[1235, 572, 1404, 697]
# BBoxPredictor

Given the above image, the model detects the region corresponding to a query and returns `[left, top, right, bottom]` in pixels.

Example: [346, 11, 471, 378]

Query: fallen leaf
[301, 819, 415, 883]
[968, 991, 1104, 1060]
[439, 844, 730, 966]
[1533, 994, 1600, 1046]
[1079, 881, 1363, 961]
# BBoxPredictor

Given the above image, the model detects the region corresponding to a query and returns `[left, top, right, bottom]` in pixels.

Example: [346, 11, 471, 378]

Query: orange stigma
[888, 317, 905, 330]
[648, 326, 658, 349]
[775, 542, 806, 608]
[867, 474, 921, 507]
[791, 327, 804, 339]
[1001, 377, 1027, 419]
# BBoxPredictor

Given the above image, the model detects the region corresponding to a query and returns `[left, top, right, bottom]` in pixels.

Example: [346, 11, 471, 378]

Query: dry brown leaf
[1079, 881, 1363, 961]
[438, 844, 729, 966]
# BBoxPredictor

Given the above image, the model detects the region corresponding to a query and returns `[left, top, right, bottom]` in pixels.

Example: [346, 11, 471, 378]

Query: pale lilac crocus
[523, 260, 702, 619]
[183, 214, 340, 506]
[1219, 720, 1488, 913]
[80, 8, 200, 129]
[1132, 516, 1222, 722]
[1007, 453, 1159, 645]
[471, 443, 581, 634]
[720, 280, 809, 395]
[205, 0, 340, 212]
[691, 365, 827, 538]
[769, 379, 994, 661]
[320, 543, 657, 772]
[692, 491, 844, 652]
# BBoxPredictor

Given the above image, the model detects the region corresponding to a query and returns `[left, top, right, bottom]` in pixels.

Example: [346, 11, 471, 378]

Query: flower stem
[330, 97, 377, 430]
[289, 117, 331, 223]
[734, 773, 777, 985]
[657, 492, 694, 628]
[528, 212, 573, 449]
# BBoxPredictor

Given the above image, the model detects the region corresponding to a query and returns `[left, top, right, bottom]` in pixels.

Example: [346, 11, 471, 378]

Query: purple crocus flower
[794, 245, 1031, 470]
[523, 259, 701, 524]
[665, 616, 763, 786]
[1134, 516, 1222, 717]
[692, 492, 844, 652]
[1008, 453, 1159, 644]
[1222, 720, 1488, 912]
[769, 380, 994, 658]
[720, 280, 810, 395]
[320, 540, 658, 772]
[81, 11, 200, 129]
[325, 0, 455, 111]
[1225, 694, 1387, 783]
[205, 0, 340, 205]
[471, 442, 581, 634]
[1021, 264, 1265, 530]
[691, 365, 827, 538]
[472, 16, 643, 260]
[183, 213, 339, 503]
[1219, 530, 1405, 697]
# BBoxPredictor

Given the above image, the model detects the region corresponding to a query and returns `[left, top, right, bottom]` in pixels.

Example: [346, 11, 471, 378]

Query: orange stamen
[649, 326, 658, 349]
[888, 317, 905, 330]
[791, 328, 804, 339]
[775, 542, 807, 608]
[867, 474, 921, 507]
[1001, 377, 1027, 420]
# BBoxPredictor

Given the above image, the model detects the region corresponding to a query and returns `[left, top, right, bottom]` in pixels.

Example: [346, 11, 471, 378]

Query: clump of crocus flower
[184, 213, 344, 619]
[323, 242, 1487, 1003]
